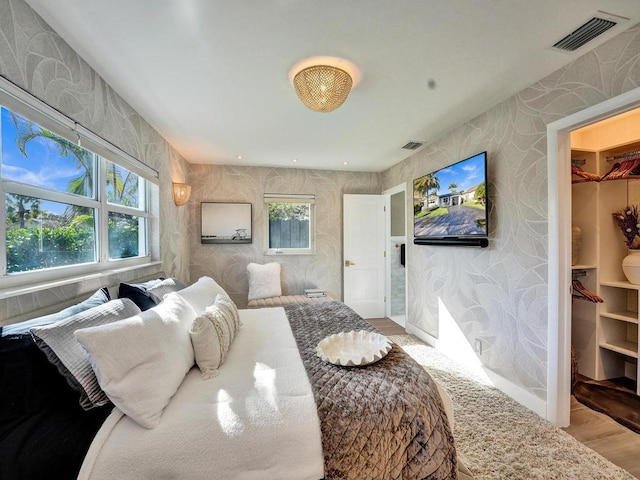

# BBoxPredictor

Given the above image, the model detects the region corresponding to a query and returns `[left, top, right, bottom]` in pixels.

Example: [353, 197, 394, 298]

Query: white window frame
[264, 193, 316, 255]
[0, 78, 159, 290]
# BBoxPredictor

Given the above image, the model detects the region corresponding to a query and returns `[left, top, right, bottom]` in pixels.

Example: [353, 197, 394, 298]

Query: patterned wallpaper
[382, 23, 640, 401]
[0, 0, 190, 321]
[4, 0, 640, 405]
[187, 164, 380, 308]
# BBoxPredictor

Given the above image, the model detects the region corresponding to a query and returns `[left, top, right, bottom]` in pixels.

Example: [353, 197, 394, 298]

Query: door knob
[345, 260, 355, 267]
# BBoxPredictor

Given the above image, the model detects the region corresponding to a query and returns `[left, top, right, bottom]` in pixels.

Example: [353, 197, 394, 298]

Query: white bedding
[78, 307, 324, 480]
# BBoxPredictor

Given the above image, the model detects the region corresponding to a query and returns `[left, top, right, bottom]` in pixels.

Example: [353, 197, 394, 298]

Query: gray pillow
[30, 298, 141, 409]
[1, 287, 110, 337]
[147, 277, 187, 303]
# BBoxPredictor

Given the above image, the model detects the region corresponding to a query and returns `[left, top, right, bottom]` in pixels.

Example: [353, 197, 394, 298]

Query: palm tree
[8, 112, 142, 225]
[106, 162, 139, 207]
[414, 173, 440, 197]
[6, 194, 40, 228]
[448, 183, 458, 194]
[12, 113, 94, 198]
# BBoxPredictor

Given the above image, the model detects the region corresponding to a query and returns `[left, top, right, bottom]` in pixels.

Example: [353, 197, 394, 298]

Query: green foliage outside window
[3, 107, 145, 273]
[268, 202, 309, 221]
[6, 225, 95, 273]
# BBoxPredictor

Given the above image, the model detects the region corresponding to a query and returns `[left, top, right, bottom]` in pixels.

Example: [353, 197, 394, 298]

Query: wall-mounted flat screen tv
[413, 151, 488, 247]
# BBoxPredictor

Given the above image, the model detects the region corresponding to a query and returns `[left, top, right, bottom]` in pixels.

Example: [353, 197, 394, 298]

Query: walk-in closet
[570, 108, 640, 431]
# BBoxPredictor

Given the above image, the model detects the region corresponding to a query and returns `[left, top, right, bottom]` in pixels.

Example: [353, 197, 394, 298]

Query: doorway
[548, 86, 640, 427]
[384, 183, 407, 327]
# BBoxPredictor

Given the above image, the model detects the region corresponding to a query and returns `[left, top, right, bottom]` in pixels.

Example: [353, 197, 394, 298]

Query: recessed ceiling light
[343, 161, 348, 165]
[292, 158, 298, 163]
[237, 155, 243, 160]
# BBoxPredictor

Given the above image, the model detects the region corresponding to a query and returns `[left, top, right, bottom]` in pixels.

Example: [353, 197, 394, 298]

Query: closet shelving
[571, 139, 640, 395]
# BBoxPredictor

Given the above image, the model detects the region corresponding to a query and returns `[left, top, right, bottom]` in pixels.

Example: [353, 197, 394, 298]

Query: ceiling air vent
[402, 141, 423, 150]
[551, 12, 626, 52]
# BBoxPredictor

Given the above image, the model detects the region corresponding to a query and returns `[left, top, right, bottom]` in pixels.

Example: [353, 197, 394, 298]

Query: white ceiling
[24, 0, 640, 172]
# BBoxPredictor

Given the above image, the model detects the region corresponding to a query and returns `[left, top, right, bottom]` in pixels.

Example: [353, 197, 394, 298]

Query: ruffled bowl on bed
[316, 330, 392, 366]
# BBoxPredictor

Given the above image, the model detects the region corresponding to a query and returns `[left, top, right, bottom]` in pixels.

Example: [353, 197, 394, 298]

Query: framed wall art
[201, 202, 252, 244]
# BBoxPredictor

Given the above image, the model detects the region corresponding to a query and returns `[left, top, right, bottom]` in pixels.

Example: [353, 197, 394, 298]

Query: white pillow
[74, 292, 196, 429]
[176, 276, 227, 314]
[247, 262, 282, 300]
[190, 294, 240, 380]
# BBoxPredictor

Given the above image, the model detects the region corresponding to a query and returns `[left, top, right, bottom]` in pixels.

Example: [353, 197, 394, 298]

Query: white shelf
[599, 311, 639, 324]
[601, 280, 640, 290]
[599, 340, 639, 358]
[572, 264, 597, 270]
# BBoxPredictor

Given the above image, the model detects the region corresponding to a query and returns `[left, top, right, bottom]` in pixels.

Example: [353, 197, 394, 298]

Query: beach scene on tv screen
[413, 153, 487, 237]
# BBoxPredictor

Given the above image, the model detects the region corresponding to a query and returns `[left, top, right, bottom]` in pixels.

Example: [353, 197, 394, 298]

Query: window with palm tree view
[1, 106, 149, 275]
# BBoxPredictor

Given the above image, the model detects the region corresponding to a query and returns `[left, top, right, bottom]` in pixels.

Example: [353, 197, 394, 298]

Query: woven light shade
[172, 182, 191, 206]
[293, 65, 353, 112]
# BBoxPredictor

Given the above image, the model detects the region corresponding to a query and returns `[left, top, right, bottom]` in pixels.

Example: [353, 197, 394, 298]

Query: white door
[343, 194, 386, 318]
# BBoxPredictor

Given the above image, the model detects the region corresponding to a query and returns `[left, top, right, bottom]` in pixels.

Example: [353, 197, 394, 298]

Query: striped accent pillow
[190, 295, 240, 379]
[30, 299, 141, 409]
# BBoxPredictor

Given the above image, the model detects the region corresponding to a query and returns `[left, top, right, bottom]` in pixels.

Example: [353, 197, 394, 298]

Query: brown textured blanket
[285, 301, 457, 480]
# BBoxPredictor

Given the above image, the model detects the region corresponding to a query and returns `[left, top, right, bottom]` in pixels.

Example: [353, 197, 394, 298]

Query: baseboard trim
[404, 323, 547, 419]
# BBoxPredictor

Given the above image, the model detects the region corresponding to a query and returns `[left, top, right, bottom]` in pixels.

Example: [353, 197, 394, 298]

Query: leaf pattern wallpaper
[383, 23, 640, 401]
[2, 0, 640, 404]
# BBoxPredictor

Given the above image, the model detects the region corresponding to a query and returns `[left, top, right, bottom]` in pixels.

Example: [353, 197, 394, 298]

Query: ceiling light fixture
[290, 57, 360, 113]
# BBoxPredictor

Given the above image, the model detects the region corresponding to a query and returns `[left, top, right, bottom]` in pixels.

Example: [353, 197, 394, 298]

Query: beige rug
[388, 334, 635, 480]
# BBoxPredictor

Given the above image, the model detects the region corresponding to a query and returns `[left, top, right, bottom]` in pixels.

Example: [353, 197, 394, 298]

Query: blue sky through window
[1, 107, 97, 216]
[1, 107, 92, 195]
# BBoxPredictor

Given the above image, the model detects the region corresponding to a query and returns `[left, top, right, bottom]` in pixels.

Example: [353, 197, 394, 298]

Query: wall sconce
[172, 182, 191, 206]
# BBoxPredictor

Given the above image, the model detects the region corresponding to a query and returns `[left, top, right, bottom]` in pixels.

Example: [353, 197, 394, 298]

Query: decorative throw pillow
[74, 292, 196, 429]
[190, 294, 240, 379]
[214, 293, 241, 330]
[176, 276, 228, 315]
[189, 314, 223, 380]
[30, 299, 142, 410]
[246, 262, 282, 301]
[118, 278, 165, 311]
[147, 277, 187, 303]
[1, 288, 110, 337]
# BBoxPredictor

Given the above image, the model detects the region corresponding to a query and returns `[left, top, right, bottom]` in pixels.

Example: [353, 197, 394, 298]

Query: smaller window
[264, 194, 315, 255]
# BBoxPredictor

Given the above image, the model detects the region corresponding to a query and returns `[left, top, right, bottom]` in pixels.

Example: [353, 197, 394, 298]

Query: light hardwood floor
[564, 397, 640, 478]
[367, 318, 640, 479]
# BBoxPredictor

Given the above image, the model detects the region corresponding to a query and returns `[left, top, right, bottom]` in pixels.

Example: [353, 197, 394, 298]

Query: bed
[0, 276, 462, 480]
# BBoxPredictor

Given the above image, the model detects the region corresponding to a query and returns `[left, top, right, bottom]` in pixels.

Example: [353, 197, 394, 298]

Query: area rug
[574, 380, 640, 434]
[388, 334, 635, 480]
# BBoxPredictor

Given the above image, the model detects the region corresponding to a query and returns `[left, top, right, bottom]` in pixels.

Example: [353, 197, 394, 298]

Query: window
[264, 194, 315, 255]
[0, 90, 156, 285]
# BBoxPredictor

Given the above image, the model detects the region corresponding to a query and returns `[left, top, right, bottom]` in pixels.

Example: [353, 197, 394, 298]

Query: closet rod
[606, 149, 640, 161]
[572, 270, 587, 279]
